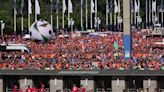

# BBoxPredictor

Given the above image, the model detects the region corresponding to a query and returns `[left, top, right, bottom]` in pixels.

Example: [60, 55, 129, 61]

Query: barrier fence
[6, 88, 50, 92]
[96, 88, 112, 92]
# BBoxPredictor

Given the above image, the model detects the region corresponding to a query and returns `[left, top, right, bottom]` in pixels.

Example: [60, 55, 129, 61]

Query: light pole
[70, 18, 74, 32]
[153, 16, 158, 30]
[137, 16, 142, 29]
[117, 16, 123, 31]
[97, 17, 101, 31]
[159, 0, 164, 27]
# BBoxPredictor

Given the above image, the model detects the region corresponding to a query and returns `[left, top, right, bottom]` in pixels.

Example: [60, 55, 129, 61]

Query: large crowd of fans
[0, 29, 163, 70]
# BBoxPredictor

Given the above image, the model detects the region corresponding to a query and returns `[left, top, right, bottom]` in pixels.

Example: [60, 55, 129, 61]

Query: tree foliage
[0, 0, 162, 34]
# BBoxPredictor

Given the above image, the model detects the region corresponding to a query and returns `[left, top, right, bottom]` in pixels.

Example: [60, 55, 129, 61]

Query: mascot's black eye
[49, 30, 52, 34]
[30, 32, 32, 36]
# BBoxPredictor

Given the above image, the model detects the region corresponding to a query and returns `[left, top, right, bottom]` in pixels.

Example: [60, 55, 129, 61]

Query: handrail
[6, 88, 50, 92]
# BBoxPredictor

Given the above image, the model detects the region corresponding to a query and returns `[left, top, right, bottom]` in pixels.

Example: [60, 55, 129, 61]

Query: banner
[114, 41, 119, 50]
[124, 35, 132, 59]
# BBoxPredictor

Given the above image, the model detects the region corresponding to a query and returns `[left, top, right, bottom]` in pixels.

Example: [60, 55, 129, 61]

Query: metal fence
[6, 88, 50, 92]
[158, 89, 164, 92]
[123, 88, 142, 92]
[96, 88, 112, 92]
[6, 89, 20, 92]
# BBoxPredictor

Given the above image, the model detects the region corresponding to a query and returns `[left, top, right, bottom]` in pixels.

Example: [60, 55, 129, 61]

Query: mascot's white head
[30, 19, 53, 42]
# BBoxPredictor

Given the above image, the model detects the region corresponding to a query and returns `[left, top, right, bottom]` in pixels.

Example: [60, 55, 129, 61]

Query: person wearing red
[26, 85, 32, 92]
[18, 89, 23, 92]
[80, 85, 86, 92]
[72, 84, 78, 92]
[12, 85, 17, 92]
[39, 84, 45, 92]
[31, 86, 38, 92]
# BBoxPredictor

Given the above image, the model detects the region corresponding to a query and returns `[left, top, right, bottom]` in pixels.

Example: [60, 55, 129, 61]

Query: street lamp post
[117, 16, 123, 31]
[70, 18, 74, 32]
[153, 16, 158, 30]
[137, 16, 142, 29]
[97, 17, 101, 31]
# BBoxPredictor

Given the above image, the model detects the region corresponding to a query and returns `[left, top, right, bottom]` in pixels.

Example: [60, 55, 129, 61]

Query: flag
[114, 0, 118, 13]
[81, 0, 84, 6]
[117, 0, 120, 13]
[62, 0, 67, 13]
[138, 0, 140, 12]
[68, 0, 73, 13]
[114, 40, 119, 59]
[91, 0, 95, 13]
[134, 0, 138, 13]
[159, 4, 164, 12]
[131, 0, 134, 12]
[106, 0, 109, 13]
[109, 0, 113, 13]
[63, 0, 66, 13]
[134, 0, 140, 13]
[50, 0, 53, 14]
[35, 0, 40, 14]
[56, 0, 59, 14]
[114, 41, 119, 50]
[152, 1, 156, 12]
[28, 0, 32, 14]
[13, 0, 17, 15]
[20, 0, 24, 15]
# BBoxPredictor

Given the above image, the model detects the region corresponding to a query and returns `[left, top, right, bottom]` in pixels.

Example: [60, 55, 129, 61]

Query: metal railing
[158, 89, 164, 92]
[124, 88, 137, 92]
[6, 88, 50, 92]
[124, 88, 145, 92]
[96, 88, 112, 92]
[6, 88, 20, 92]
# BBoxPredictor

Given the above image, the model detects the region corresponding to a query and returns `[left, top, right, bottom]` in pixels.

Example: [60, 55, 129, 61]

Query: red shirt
[26, 88, 32, 92]
[72, 86, 78, 92]
[31, 88, 38, 92]
[18, 89, 23, 92]
[39, 88, 45, 92]
[81, 87, 86, 92]
[12, 88, 17, 92]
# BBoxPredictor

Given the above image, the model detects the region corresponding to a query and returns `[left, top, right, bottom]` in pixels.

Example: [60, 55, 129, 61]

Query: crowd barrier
[124, 88, 145, 92]
[5, 88, 164, 92]
[158, 89, 164, 92]
[6, 88, 50, 92]
[96, 88, 112, 92]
